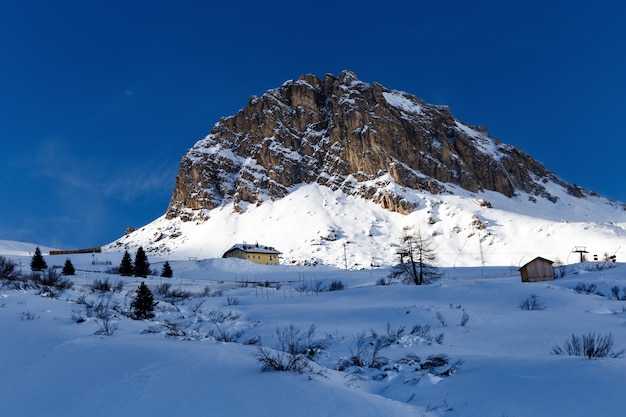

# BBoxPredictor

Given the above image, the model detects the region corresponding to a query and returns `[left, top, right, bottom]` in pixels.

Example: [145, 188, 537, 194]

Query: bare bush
[385, 323, 406, 345]
[143, 320, 203, 340]
[225, 297, 240, 306]
[518, 294, 547, 310]
[328, 280, 345, 291]
[90, 278, 124, 293]
[435, 312, 447, 327]
[0, 256, 20, 282]
[72, 294, 122, 334]
[410, 323, 444, 345]
[459, 312, 470, 327]
[552, 332, 624, 359]
[30, 270, 73, 298]
[207, 310, 242, 342]
[610, 286, 626, 301]
[155, 282, 173, 297]
[257, 324, 324, 373]
[419, 354, 464, 377]
[574, 282, 604, 297]
[92, 298, 119, 336]
[155, 282, 192, 304]
[21, 311, 38, 321]
[337, 330, 389, 371]
[553, 258, 566, 278]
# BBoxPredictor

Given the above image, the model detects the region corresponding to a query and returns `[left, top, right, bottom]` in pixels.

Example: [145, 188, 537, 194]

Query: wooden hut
[519, 257, 555, 282]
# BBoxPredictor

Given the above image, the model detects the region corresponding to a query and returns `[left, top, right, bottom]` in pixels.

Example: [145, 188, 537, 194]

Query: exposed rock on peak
[166, 71, 574, 221]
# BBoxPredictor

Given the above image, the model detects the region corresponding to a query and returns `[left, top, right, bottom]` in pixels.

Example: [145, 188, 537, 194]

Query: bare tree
[389, 227, 441, 285]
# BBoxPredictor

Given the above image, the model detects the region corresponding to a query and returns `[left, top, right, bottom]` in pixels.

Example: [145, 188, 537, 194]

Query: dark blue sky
[1, 0, 625, 249]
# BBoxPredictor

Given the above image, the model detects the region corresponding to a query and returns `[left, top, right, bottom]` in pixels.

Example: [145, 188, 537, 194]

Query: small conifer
[160, 261, 173, 278]
[62, 258, 75, 275]
[133, 247, 150, 278]
[30, 247, 47, 272]
[119, 250, 133, 276]
[130, 281, 157, 320]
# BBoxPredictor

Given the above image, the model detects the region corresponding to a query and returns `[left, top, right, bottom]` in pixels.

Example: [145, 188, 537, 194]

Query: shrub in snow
[459, 312, 470, 327]
[552, 332, 624, 359]
[574, 282, 604, 297]
[435, 312, 447, 327]
[257, 324, 323, 373]
[518, 294, 547, 310]
[328, 280, 345, 291]
[143, 320, 204, 340]
[94, 309, 119, 336]
[385, 323, 406, 345]
[225, 297, 239, 306]
[154, 282, 192, 304]
[0, 256, 25, 288]
[610, 286, 626, 301]
[337, 330, 389, 371]
[0, 256, 17, 279]
[553, 258, 567, 278]
[207, 310, 242, 342]
[90, 278, 123, 294]
[21, 311, 38, 321]
[418, 354, 464, 377]
[410, 323, 444, 345]
[30, 269, 73, 297]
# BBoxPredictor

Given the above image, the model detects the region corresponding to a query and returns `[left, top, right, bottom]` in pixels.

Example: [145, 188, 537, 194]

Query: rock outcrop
[166, 71, 577, 220]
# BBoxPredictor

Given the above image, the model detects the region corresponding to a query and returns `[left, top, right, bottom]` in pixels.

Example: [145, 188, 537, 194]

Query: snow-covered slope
[0, 240, 55, 256]
[108, 181, 626, 268]
[2, 244, 626, 416]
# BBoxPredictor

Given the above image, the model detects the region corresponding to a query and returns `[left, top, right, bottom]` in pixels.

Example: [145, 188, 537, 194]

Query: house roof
[224, 243, 281, 255]
[520, 256, 554, 270]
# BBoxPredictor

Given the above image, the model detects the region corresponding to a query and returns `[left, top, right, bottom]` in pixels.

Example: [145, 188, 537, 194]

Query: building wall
[224, 249, 279, 265]
[245, 252, 279, 265]
[521, 259, 554, 282]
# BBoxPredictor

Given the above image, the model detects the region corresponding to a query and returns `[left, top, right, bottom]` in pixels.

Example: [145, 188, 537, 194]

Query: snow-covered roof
[224, 243, 281, 255]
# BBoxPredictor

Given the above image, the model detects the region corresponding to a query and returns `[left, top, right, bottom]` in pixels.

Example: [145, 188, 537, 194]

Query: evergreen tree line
[28, 246, 173, 279]
[119, 247, 173, 278]
[30, 247, 76, 276]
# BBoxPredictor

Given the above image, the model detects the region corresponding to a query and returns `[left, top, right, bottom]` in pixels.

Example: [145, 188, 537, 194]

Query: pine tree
[130, 281, 157, 320]
[30, 247, 47, 272]
[133, 246, 150, 278]
[119, 250, 133, 276]
[160, 261, 173, 278]
[62, 258, 75, 275]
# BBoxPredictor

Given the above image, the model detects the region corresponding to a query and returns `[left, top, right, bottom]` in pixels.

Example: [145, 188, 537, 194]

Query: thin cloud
[102, 158, 177, 202]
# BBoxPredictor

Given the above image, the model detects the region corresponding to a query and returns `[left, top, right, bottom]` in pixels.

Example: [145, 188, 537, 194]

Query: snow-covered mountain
[108, 72, 626, 267]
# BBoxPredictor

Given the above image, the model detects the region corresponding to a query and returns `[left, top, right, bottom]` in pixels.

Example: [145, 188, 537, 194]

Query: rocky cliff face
[166, 71, 578, 221]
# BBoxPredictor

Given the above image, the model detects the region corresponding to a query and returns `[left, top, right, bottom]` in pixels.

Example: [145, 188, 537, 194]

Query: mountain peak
[165, 71, 578, 221]
[108, 72, 626, 266]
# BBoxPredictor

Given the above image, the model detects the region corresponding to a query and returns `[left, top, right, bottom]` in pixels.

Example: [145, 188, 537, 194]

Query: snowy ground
[2, 242, 626, 416]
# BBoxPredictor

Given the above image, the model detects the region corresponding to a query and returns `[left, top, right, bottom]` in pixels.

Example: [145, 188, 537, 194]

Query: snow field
[2, 245, 626, 416]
